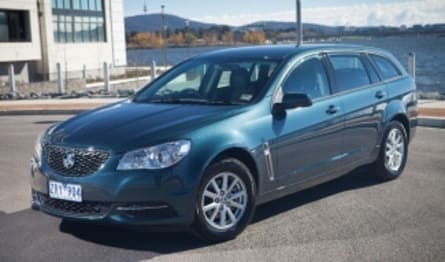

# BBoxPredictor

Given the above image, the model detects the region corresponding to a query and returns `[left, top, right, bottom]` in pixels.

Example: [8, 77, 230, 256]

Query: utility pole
[296, 0, 302, 46]
[161, 5, 168, 66]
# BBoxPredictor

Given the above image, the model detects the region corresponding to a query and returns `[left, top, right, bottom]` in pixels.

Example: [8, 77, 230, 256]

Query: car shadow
[59, 167, 382, 252]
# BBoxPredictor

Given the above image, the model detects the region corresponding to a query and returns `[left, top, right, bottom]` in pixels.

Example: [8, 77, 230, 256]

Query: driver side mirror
[272, 93, 312, 114]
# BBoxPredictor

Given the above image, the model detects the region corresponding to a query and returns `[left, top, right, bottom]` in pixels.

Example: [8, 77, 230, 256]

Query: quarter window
[370, 55, 401, 80]
[329, 55, 371, 92]
[282, 58, 330, 100]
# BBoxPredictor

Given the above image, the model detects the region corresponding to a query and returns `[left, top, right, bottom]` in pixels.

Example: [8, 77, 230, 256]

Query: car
[31, 44, 417, 242]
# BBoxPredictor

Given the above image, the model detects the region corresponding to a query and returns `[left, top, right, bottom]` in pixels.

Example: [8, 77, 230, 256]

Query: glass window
[82, 16, 90, 42]
[370, 55, 401, 80]
[52, 15, 59, 42]
[329, 55, 371, 92]
[65, 16, 73, 42]
[73, 0, 81, 10]
[64, 0, 71, 9]
[89, 0, 96, 10]
[96, 0, 103, 11]
[52, 0, 57, 8]
[362, 57, 380, 83]
[0, 11, 8, 41]
[97, 17, 104, 41]
[52, 1, 105, 43]
[0, 10, 30, 42]
[81, 0, 89, 10]
[58, 15, 66, 43]
[282, 58, 330, 100]
[74, 16, 82, 42]
[90, 17, 98, 42]
[57, 0, 64, 9]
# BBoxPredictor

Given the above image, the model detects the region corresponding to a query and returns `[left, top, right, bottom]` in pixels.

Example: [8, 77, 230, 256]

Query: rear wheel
[193, 158, 256, 242]
[372, 121, 408, 181]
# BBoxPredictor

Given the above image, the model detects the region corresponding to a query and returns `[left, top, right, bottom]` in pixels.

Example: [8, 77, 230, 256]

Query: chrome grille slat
[45, 145, 110, 177]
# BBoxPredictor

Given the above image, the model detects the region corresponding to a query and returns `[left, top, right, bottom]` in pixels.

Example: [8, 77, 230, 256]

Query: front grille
[38, 193, 110, 218]
[45, 145, 110, 177]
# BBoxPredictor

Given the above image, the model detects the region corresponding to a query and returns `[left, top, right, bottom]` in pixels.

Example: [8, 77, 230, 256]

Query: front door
[272, 56, 345, 185]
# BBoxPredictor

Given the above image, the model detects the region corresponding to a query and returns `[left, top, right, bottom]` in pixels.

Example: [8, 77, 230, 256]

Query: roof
[194, 44, 390, 61]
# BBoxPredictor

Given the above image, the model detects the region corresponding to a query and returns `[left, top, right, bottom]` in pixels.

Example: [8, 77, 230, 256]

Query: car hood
[48, 100, 244, 152]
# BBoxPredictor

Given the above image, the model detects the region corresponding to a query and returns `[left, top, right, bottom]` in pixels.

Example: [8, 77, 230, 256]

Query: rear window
[329, 55, 371, 92]
[370, 55, 401, 80]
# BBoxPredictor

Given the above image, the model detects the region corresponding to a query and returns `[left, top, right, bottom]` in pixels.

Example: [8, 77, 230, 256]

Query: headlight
[117, 140, 191, 170]
[33, 132, 44, 166]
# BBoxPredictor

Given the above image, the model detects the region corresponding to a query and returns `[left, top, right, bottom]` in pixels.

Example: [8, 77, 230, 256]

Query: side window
[282, 58, 330, 100]
[329, 55, 371, 92]
[362, 56, 381, 83]
[370, 55, 401, 80]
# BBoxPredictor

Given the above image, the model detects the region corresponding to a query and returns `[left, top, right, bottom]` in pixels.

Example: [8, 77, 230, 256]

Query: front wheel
[193, 158, 256, 242]
[372, 121, 409, 181]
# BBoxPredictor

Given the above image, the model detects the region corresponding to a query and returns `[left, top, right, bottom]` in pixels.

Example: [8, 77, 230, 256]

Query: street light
[296, 0, 302, 46]
[185, 20, 190, 57]
[161, 5, 168, 66]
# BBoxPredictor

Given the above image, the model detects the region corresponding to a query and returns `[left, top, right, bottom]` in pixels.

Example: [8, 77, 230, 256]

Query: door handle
[326, 105, 339, 115]
[375, 90, 386, 99]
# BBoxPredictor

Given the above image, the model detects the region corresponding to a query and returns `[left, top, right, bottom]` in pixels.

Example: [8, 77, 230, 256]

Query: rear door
[327, 53, 386, 165]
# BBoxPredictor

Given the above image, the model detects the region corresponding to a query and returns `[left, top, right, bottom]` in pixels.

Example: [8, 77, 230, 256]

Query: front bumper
[30, 158, 197, 226]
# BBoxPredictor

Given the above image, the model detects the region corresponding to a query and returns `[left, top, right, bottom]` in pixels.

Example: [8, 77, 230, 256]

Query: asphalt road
[0, 115, 444, 262]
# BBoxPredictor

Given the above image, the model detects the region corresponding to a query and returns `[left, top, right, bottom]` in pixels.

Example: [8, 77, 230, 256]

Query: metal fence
[0, 60, 170, 99]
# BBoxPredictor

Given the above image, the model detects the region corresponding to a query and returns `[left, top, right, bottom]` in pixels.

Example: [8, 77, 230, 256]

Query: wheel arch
[383, 100, 411, 141]
[209, 147, 260, 193]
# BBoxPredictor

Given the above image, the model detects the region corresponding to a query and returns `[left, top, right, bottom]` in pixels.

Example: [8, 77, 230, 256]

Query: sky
[124, 0, 445, 27]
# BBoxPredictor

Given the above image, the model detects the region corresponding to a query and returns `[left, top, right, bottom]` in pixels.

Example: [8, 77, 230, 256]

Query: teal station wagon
[31, 44, 417, 242]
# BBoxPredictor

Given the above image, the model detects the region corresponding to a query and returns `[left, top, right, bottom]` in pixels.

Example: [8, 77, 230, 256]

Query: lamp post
[296, 0, 302, 46]
[161, 5, 168, 66]
[185, 20, 190, 57]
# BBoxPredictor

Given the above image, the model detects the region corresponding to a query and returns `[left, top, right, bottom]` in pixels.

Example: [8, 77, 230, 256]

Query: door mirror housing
[273, 93, 312, 114]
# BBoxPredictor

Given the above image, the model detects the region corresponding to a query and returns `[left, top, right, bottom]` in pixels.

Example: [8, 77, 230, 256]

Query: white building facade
[0, 0, 126, 83]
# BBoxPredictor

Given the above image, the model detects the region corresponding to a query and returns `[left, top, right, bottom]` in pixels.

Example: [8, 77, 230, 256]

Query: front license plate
[49, 181, 82, 202]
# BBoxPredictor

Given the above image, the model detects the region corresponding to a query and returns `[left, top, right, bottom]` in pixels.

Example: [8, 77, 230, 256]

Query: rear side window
[370, 55, 401, 80]
[282, 57, 330, 100]
[329, 55, 371, 93]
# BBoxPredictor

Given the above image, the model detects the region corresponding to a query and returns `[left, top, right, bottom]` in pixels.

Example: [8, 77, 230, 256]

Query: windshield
[133, 58, 279, 105]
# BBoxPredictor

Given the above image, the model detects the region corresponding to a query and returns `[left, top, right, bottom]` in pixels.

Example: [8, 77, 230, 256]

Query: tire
[192, 158, 256, 242]
[372, 121, 409, 181]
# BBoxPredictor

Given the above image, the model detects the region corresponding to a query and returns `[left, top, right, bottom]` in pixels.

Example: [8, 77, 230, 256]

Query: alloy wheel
[200, 172, 248, 231]
[384, 128, 405, 172]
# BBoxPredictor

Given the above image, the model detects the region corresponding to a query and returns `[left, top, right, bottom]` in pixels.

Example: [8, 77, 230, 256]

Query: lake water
[127, 35, 445, 94]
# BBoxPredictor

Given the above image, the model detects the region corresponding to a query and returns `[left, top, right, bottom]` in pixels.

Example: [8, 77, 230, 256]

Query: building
[0, 0, 126, 83]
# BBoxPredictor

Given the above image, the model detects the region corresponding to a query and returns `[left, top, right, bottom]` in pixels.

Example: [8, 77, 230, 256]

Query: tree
[203, 32, 218, 46]
[242, 31, 266, 44]
[170, 32, 185, 46]
[222, 32, 234, 45]
[131, 32, 164, 48]
[185, 32, 197, 46]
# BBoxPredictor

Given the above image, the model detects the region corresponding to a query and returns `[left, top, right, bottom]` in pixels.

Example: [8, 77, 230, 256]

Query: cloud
[194, 0, 445, 26]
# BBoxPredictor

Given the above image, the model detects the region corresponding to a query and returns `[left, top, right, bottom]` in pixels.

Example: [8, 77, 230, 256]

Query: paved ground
[0, 115, 444, 262]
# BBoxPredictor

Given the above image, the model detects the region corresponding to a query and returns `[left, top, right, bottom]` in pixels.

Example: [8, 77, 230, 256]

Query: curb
[0, 109, 85, 116]
[418, 117, 445, 129]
